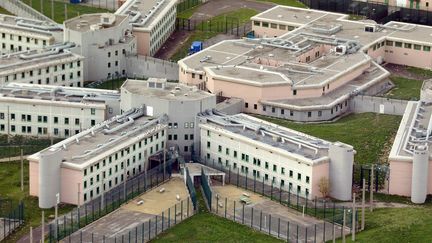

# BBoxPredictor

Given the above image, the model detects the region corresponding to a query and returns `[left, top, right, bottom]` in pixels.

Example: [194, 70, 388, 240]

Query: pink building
[28, 109, 168, 208]
[388, 80, 432, 203]
[178, 6, 432, 122]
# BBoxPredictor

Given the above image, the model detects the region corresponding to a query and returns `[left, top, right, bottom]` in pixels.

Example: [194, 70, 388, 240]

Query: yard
[152, 190, 283, 243]
[21, 0, 110, 23]
[0, 161, 74, 243]
[255, 0, 306, 8]
[385, 76, 423, 100]
[254, 113, 401, 165]
[172, 8, 258, 61]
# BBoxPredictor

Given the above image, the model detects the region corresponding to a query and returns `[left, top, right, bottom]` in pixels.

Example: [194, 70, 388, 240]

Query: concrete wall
[125, 55, 179, 81]
[350, 95, 408, 116]
[0, 0, 55, 23]
[216, 98, 244, 115]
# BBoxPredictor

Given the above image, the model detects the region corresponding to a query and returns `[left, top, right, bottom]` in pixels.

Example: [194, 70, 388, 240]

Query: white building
[28, 109, 168, 208]
[120, 78, 216, 159]
[116, 0, 177, 56]
[0, 83, 120, 138]
[197, 112, 354, 200]
[64, 13, 136, 82]
[0, 14, 63, 55]
[0, 43, 84, 87]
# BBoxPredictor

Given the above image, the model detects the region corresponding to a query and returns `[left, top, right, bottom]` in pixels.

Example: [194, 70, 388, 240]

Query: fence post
[262, 177, 265, 195]
[287, 221, 290, 243]
[278, 218, 280, 238]
[181, 200, 184, 221]
[174, 204, 177, 225]
[315, 224, 317, 243]
[288, 190, 291, 206]
[233, 200, 236, 222]
[305, 227, 308, 243]
[162, 212, 164, 232]
[148, 219, 151, 240]
[254, 175, 256, 192]
[155, 216, 158, 235]
[279, 184, 282, 204]
[242, 203, 245, 224]
[296, 224, 299, 243]
[268, 214, 272, 235]
[259, 210, 262, 231]
[251, 207, 254, 228]
[314, 197, 317, 217]
[271, 183, 273, 200]
[216, 196, 219, 214]
[225, 198, 227, 218]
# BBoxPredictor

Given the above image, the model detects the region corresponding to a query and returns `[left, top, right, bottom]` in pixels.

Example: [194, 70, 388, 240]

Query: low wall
[350, 95, 408, 116]
[126, 55, 179, 81]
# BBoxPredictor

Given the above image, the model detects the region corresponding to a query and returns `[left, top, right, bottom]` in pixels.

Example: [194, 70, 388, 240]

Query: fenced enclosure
[175, 17, 250, 37]
[196, 157, 358, 227]
[209, 195, 352, 242]
[353, 164, 389, 192]
[201, 167, 213, 207]
[0, 199, 24, 241]
[47, 159, 175, 242]
[177, 0, 202, 13]
[60, 197, 194, 243]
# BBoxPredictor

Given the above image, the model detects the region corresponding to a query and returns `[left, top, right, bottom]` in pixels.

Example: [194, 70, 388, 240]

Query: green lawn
[406, 66, 432, 79]
[86, 77, 127, 90]
[254, 113, 401, 165]
[337, 205, 432, 243]
[255, 0, 307, 8]
[0, 162, 75, 243]
[152, 189, 283, 243]
[22, 0, 111, 23]
[0, 6, 13, 15]
[172, 8, 258, 61]
[385, 76, 423, 100]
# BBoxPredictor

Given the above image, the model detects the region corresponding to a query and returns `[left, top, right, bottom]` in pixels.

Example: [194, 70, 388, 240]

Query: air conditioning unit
[364, 26, 376, 32]
[335, 45, 347, 55]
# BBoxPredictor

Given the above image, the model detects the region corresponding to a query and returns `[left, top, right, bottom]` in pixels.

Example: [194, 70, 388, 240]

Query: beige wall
[252, 21, 299, 38]
[134, 31, 151, 56]
[29, 160, 39, 197]
[389, 159, 432, 196]
[385, 44, 432, 69]
[61, 167, 83, 205]
[311, 161, 330, 198]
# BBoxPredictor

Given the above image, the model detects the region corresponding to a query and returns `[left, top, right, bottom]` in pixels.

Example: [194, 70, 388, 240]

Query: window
[404, 43, 412, 49]
[54, 117, 58, 124]
[271, 23, 277, 29]
[289, 170, 293, 178]
[265, 162, 269, 169]
[218, 145, 222, 152]
[293, 90, 297, 95]
[297, 173, 301, 181]
[262, 22, 269, 27]
[279, 24, 286, 30]
[281, 167, 285, 175]
[414, 44, 421, 50]
[226, 148, 229, 155]
[64, 118, 69, 125]
[245, 102, 248, 108]
[207, 141, 210, 148]
[318, 111, 322, 117]
[273, 164, 277, 172]
[233, 151, 237, 158]
[424, 46, 431, 52]
[253, 21, 260, 26]
[308, 112, 312, 118]
[306, 176, 310, 184]
[91, 108, 96, 115]
[385, 40, 393, 46]
[395, 42, 403, 47]
[254, 104, 257, 110]
[75, 118, 80, 125]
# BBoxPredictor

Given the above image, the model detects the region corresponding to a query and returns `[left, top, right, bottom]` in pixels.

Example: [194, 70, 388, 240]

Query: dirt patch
[154, 31, 192, 60]
[385, 63, 430, 80]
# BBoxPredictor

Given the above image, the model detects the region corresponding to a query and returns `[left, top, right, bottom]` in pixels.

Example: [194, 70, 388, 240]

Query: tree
[318, 177, 331, 198]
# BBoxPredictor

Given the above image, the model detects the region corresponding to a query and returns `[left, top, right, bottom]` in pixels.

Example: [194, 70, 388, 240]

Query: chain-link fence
[0, 200, 24, 241]
[61, 197, 194, 243]
[185, 167, 197, 209]
[209, 195, 352, 243]
[196, 157, 358, 227]
[177, 0, 202, 13]
[47, 159, 176, 242]
[175, 17, 250, 37]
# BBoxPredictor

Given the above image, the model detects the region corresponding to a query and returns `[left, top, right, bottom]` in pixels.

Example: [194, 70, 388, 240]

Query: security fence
[0, 199, 24, 241]
[177, 0, 203, 13]
[210, 195, 353, 242]
[353, 163, 389, 192]
[175, 17, 250, 37]
[196, 157, 358, 227]
[200, 167, 213, 208]
[60, 197, 194, 243]
[47, 159, 175, 242]
[185, 167, 197, 209]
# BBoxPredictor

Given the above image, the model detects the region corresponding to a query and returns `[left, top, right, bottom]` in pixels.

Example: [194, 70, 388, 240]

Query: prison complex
[179, 6, 432, 121]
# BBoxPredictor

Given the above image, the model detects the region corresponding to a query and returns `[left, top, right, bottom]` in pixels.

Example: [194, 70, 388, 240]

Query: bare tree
[318, 177, 331, 198]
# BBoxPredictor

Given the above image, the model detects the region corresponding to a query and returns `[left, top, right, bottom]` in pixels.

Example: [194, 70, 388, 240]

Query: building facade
[64, 13, 136, 82]
[0, 83, 120, 138]
[120, 78, 216, 159]
[28, 109, 168, 208]
[197, 112, 354, 200]
[0, 14, 63, 55]
[0, 43, 84, 87]
[116, 0, 177, 56]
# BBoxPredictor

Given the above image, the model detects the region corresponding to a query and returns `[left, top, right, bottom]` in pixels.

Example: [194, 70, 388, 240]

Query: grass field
[22, 0, 110, 23]
[254, 113, 401, 165]
[152, 189, 283, 243]
[406, 66, 432, 79]
[256, 0, 306, 8]
[338, 204, 432, 243]
[385, 76, 423, 100]
[0, 162, 74, 243]
[172, 8, 257, 61]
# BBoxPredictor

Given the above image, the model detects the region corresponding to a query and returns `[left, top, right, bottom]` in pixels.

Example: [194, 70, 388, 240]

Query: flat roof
[64, 13, 128, 32]
[199, 112, 336, 163]
[116, 0, 176, 30]
[121, 79, 215, 101]
[0, 82, 119, 106]
[29, 110, 168, 169]
[0, 14, 63, 37]
[0, 43, 83, 74]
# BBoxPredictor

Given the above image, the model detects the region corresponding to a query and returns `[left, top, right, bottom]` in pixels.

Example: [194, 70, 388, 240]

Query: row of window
[168, 122, 194, 129]
[0, 124, 81, 136]
[373, 40, 431, 52]
[168, 133, 194, 141]
[1, 110, 96, 122]
[253, 21, 296, 31]
[206, 140, 311, 185]
[207, 153, 310, 195]
[1, 33, 47, 45]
